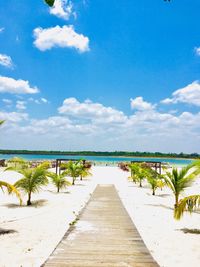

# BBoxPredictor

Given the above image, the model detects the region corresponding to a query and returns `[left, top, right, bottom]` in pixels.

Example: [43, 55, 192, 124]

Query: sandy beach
[0, 166, 200, 267]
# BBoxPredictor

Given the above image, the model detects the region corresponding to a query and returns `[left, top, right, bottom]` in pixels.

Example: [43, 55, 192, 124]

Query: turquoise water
[0, 154, 194, 166]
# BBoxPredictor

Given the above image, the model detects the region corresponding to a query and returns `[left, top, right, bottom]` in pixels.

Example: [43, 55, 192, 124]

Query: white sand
[0, 166, 200, 267]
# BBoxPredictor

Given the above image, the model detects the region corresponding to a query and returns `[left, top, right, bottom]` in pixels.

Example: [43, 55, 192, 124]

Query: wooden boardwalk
[43, 185, 159, 267]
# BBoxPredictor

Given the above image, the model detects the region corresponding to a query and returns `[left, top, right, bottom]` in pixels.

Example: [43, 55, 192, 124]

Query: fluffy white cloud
[0, 76, 39, 94]
[0, 27, 4, 33]
[58, 98, 127, 124]
[49, 0, 75, 20]
[33, 25, 89, 53]
[195, 47, 200, 56]
[161, 81, 200, 106]
[1, 96, 200, 152]
[16, 101, 26, 110]
[0, 111, 28, 122]
[0, 54, 13, 68]
[130, 97, 155, 111]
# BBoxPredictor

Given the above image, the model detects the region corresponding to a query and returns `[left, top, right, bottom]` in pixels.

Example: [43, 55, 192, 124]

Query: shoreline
[0, 154, 195, 163]
[0, 152, 198, 161]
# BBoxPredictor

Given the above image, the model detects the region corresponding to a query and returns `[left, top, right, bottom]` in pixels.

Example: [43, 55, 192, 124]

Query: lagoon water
[0, 154, 194, 166]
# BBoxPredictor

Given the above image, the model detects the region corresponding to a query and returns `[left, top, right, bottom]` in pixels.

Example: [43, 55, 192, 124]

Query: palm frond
[174, 195, 200, 220]
[44, 0, 55, 7]
[0, 181, 22, 205]
[0, 120, 5, 126]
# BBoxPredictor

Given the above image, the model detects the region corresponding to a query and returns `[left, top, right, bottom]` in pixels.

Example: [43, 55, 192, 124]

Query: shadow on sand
[179, 228, 200, 235]
[3, 199, 48, 208]
[0, 228, 17, 235]
[46, 189, 70, 194]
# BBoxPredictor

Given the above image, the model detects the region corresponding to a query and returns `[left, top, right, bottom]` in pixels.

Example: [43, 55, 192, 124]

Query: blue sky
[0, 0, 200, 153]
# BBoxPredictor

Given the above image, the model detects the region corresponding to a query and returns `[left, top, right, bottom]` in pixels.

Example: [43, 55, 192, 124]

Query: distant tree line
[0, 150, 199, 159]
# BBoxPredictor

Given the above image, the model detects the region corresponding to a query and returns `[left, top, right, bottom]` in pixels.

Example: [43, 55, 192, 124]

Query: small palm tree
[63, 161, 81, 185]
[132, 163, 148, 187]
[14, 167, 49, 206]
[48, 172, 71, 193]
[174, 194, 200, 220]
[0, 120, 4, 126]
[0, 180, 22, 204]
[146, 169, 165, 195]
[78, 161, 92, 181]
[129, 163, 140, 184]
[164, 165, 198, 208]
[8, 157, 27, 169]
[38, 161, 51, 169]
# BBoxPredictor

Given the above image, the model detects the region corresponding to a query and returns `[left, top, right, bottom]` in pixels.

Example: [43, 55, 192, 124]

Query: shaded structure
[55, 159, 85, 175]
[43, 184, 159, 267]
[131, 161, 162, 174]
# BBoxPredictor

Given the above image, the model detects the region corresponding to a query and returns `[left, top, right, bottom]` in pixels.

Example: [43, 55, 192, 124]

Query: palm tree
[7, 157, 27, 169]
[128, 163, 140, 184]
[48, 172, 71, 193]
[14, 167, 49, 205]
[0, 180, 22, 205]
[146, 168, 165, 195]
[0, 120, 4, 126]
[78, 161, 92, 181]
[164, 165, 199, 208]
[130, 163, 148, 187]
[38, 161, 51, 169]
[63, 161, 81, 185]
[174, 195, 200, 220]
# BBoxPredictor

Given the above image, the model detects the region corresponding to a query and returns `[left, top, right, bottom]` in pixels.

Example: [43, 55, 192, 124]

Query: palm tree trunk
[72, 177, 75, 185]
[57, 186, 60, 193]
[80, 175, 82, 181]
[152, 188, 155, 195]
[27, 192, 32, 206]
[175, 194, 179, 208]
[139, 180, 142, 187]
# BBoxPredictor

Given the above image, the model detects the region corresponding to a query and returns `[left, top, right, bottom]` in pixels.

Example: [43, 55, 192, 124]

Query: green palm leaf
[164, 164, 198, 207]
[0, 120, 5, 126]
[174, 195, 200, 220]
[44, 0, 55, 7]
[0, 180, 22, 205]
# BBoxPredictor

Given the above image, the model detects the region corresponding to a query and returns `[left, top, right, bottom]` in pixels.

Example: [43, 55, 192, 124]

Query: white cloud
[2, 98, 12, 105]
[16, 100, 26, 110]
[49, 0, 75, 20]
[33, 25, 89, 53]
[41, 97, 48, 103]
[0, 27, 4, 33]
[58, 97, 127, 124]
[28, 97, 49, 104]
[1, 97, 200, 152]
[195, 47, 200, 56]
[130, 97, 155, 111]
[0, 76, 39, 94]
[0, 54, 13, 68]
[161, 81, 200, 106]
[0, 111, 28, 122]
